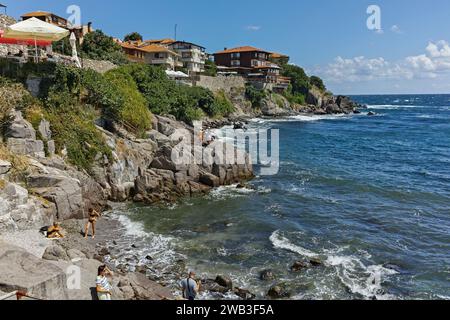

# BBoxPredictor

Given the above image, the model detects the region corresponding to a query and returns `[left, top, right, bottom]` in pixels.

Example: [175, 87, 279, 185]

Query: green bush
[44, 90, 111, 172]
[204, 59, 217, 77]
[114, 64, 232, 122]
[81, 30, 128, 65]
[310, 75, 326, 92]
[245, 84, 266, 108]
[104, 69, 151, 135]
[211, 90, 235, 117]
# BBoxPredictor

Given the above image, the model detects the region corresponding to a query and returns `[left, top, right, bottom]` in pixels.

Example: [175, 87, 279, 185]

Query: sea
[105, 94, 450, 300]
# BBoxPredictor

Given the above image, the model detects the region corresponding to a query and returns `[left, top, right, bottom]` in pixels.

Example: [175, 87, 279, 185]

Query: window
[231, 52, 240, 59]
[231, 60, 240, 66]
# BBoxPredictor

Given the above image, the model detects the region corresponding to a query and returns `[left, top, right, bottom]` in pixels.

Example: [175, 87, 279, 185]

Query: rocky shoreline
[0, 70, 363, 299]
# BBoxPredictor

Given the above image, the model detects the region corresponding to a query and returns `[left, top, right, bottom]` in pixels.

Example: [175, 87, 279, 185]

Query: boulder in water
[234, 287, 256, 300]
[215, 275, 233, 289]
[267, 283, 291, 299]
[259, 269, 276, 281]
[201, 279, 230, 294]
[368, 111, 376, 116]
[309, 258, 323, 267]
[290, 261, 308, 272]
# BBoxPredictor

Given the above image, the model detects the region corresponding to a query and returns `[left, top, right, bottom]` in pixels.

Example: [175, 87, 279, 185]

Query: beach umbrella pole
[34, 36, 38, 63]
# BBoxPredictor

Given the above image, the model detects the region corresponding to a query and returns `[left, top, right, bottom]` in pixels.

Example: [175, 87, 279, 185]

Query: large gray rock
[199, 172, 220, 188]
[306, 87, 324, 107]
[7, 138, 45, 158]
[5, 111, 36, 140]
[42, 245, 70, 262]
[38, 119, 52, 140]
[0, 243, 69, 300]
[27, 173, 84, 220]
[0, 182, 55, 232]
[155, 115, 188, 136]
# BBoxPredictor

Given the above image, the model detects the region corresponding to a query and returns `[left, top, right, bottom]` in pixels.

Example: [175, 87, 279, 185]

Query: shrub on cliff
[281, 64, 311, 96]
[0, 77, 41, 133]
[50, 65, 151, 135]
[113, 64, 232, 122]
[43, 90, 112, 171]
[104, 69, 152, 135]
[245, 84, 266, 108]
[310, 76, 326, 92]
[81, 30, 127, 65]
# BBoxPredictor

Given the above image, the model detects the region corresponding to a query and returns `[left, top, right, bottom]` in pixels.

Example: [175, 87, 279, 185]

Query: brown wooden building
[213, 46, 290, 90]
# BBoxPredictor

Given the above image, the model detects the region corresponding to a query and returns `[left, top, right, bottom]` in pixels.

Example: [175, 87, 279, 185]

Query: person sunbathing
[47, 222, 64, 239]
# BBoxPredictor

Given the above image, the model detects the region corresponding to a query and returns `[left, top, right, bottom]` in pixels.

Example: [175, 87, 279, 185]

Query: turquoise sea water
[109, 95, 450, 300]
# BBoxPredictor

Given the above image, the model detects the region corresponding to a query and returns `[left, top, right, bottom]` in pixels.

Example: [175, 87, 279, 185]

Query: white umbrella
[4, 17, 69, 62]
[69, 32, 81, 68]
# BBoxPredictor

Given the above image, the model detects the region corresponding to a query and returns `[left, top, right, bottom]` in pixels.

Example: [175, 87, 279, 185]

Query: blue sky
[3, 0, 450, 94]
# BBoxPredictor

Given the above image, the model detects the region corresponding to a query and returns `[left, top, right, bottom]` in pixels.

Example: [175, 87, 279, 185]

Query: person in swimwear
[84, 208, 101, 239]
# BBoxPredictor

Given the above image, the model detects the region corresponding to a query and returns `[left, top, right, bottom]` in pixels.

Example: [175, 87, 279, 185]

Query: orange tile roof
[21, 11, 52, 17]
[144, 38, 176, 45]
[121, 41, 180, 56]
[215, 46, 270, 55]
[270, 52, 289, 59]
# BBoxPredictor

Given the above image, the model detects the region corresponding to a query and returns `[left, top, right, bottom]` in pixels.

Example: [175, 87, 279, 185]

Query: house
[20, 11, 93, 42]
[120, 41, 182, 70]
[270, 52, 290, 65]
[122, 38, 208, 75]
[213, 46, 290, 90]
[214, 46, 272, 71]
[21, 11, 68, 27]
[168, 41, 207, 75]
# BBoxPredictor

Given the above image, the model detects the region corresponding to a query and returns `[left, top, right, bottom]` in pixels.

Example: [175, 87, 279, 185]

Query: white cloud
[315, 40, 450, 83]
[390, 25, 403, 34]
[245, 25, 261, 31]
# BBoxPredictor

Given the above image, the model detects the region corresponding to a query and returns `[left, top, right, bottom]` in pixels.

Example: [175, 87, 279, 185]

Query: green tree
[123, 32, 143, 42]
[81, 30, 127, 65]
[245, 84, 266, 108]
[281, 64, 311, 96]
[204, 59, 217, 76]
[310, 75, 326, 92]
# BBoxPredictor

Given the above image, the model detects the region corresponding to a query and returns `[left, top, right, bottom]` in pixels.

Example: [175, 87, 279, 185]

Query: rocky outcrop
[0, 243, 69, 300]
[303, 87, 361, 115]
[94, 115, 253, 205]
[0, 181, 55, 232]
[260, 94, 295, 117]
[5, 111, 45, 158]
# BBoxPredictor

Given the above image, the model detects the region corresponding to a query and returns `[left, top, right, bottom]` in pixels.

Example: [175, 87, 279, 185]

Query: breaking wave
[270, 230, 398, 300]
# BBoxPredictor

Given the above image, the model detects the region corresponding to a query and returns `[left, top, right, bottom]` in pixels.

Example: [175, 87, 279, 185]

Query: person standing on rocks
[181, 271, 200, 301]
[85, 208, 101, 239]
[96, 265, 114, 300]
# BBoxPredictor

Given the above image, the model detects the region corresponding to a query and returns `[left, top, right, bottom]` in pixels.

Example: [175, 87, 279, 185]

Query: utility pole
[174, 24, 177, 41]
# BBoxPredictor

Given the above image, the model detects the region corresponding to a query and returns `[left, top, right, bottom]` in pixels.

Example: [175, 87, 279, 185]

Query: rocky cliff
[0, 110, 253, 231]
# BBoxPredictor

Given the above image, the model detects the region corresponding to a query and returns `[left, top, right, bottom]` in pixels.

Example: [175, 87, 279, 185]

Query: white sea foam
[108, 212, 182, 278]
[270, 230, 398, 300]
[270, 230, 318, 258]
[208, 184, 257, 200]
[113, 213, 149, 238]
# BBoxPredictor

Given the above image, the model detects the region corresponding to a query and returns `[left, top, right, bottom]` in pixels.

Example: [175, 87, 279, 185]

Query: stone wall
[195, 75, 246, 94]
[81, 58, 117, 74]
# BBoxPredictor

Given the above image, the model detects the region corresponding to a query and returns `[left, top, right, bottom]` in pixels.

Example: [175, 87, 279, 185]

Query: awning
[4, 17, 69, 41]
[0, 30, 51, 46]
[165, 70, 189, 78]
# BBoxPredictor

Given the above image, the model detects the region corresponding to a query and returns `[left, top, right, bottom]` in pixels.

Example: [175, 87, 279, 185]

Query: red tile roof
[215, 46, 270, 55]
